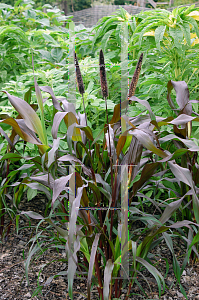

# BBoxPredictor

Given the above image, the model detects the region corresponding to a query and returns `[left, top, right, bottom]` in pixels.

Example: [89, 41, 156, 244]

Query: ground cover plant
[0, 2, 199, 300]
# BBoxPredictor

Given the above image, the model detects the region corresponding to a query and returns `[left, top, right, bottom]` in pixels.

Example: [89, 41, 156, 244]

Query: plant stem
[104, 96, 113, 190]
[109, 159, 119, 257]
[82, 94, 87, 126]
[95, 254, 104, 299]
[118, 278, 122, 297]
[115, 278, 118, 298]
[124, 271, 137, 300]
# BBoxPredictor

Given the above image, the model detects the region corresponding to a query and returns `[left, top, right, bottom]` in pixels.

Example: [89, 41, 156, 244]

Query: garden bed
[0, 195, 199, 300]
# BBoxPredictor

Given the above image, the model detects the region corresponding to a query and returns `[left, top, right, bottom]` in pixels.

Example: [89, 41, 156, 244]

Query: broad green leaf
[0, 3, 13, 9]
[101, 29, 115, 52]
[25, 182, 51, 200]
[27, 187, 37, 201]
[37, 18, 50, 27]
[38, 50, 53, 62]
[180, 22, 191, 46]
[1, 153, 22, 161]
[42, 33, 58, 45]
[51, 48, 63, 62]
[169, 26, 183, 49]
[155, 25, 166, 50]
[188, 230, 199, 260]
[80, 237, 90, 263]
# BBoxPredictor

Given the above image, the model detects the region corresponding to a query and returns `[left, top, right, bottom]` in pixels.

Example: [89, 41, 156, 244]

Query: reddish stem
[118, 278, 122, 298]
[95, 255, 104, 299]
[115, 278, 118, 298]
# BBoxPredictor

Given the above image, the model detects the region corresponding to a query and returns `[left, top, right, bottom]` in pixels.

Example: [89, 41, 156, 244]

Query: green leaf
[180, 284, 188, 300]
[14, 0, 22, 7]
[188, 230, 199, 260]
[136, 257, 165, 298]
[34, 78, 48, 146]
[0, 3, 13, 9]
[179, 22, 191, 46]
[80, 237, 90, 263]
[101, 29, 115, 52]
[163, 232, 181, 283]
[16, 215, 20, 235]
[42, 33, 58, 45]
[169, 27, 183, 49]
[37, 18, 50, 27]
[1, 153, 22, 161]
[155, 25, 166, 50]
[31, 286, 43, 297]
[38, 50, 53, 63]
[27, 187, 37, 201]
[51, 48, 63, 62]
[25, 244, 41, 285]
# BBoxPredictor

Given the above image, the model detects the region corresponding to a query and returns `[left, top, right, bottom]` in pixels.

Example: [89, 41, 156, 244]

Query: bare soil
[0, 195, 199, 300]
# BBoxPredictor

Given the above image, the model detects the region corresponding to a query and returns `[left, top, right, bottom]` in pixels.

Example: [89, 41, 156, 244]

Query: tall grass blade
[103, 259, 114, 300]
[88, 233, 101, 300]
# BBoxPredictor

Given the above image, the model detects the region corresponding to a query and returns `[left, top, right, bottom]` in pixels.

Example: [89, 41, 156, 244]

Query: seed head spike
[129, 53, 143, 103]
[74, 52, 85, 95]
[99, 49, 108, 98]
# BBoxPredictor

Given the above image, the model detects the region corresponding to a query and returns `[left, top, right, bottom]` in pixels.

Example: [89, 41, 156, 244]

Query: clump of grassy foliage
[0, 2, 199, 300]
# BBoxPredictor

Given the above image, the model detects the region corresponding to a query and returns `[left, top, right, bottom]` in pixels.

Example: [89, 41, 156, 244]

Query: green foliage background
[2, 0, 92, 12]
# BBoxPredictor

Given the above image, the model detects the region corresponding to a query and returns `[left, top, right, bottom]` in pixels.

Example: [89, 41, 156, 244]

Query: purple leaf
[39, 86, 62, 111]
[52, 174, 74, 208]
[87, 233, 101, 300]
[103, 259, 114, 300]
[21, 211, 44, 219]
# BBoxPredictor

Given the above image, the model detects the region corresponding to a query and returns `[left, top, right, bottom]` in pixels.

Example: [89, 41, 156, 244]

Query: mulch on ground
[0, 195, 199, 300]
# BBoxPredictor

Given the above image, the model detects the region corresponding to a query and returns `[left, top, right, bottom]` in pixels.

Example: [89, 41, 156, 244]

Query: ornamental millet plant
[2, 48, 199, 300]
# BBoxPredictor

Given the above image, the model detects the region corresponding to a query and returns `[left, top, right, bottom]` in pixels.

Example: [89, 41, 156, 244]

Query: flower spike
[99, 49, 108, 99]
[129, 53, 143, 103]
[74, 52, 85, 95]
